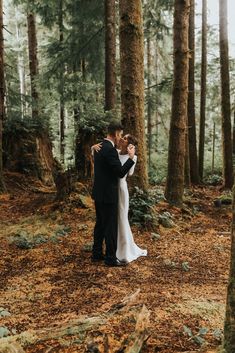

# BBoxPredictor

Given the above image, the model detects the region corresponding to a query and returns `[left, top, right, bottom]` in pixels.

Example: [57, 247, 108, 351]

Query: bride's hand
[127, 144, 135, 159]
[91, 143, 102, 153]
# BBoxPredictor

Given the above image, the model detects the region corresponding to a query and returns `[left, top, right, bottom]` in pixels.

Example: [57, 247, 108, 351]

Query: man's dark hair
[107, 120, 123, 136]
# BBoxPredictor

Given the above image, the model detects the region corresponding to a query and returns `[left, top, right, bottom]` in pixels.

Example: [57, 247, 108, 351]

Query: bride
[92, 134, 147, 263]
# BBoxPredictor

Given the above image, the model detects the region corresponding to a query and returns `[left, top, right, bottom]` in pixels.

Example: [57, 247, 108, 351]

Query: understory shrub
[129, 186, 165, 229]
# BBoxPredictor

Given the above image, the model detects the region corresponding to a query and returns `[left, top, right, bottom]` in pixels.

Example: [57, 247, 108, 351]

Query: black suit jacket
[92, 140, 134, 203]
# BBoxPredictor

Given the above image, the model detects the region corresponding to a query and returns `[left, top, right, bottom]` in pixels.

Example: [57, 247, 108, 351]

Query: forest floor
[0, 172, 231, 353]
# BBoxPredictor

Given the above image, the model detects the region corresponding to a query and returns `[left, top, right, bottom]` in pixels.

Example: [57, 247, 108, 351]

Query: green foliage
[151, 232, 161, 240]
[9, 225, 71, 249]
[158, 211, 174, 228]
[149, 154, 168, 184]
[5, 0, 232, 179]
[182, 262, 190, 272]
[144, 0, 173, 36]
[5, 0, 106, 165]
[129, 187, 156, 228]
[0, 327, 11, 338]
[183, 325, 208, 346]
[0, 309, 11, 318]
[4, 115, 50, 136]
[129, 187, 165, 228]
[204, 173, 223, 186]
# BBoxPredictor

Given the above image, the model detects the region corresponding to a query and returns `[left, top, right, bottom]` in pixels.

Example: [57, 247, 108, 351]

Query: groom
[92, 121, 135, 267]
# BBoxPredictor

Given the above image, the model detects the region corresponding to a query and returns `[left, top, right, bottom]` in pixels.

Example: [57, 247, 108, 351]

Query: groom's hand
[127, 144, 135, 159]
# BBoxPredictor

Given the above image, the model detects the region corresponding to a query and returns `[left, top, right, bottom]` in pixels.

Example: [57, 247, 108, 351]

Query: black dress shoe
[104, 259, 128, 267]
[91, 255, 104, 262]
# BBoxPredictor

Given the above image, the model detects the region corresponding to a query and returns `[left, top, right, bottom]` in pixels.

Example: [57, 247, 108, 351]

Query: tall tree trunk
[0, 0, 5, 192]
[165, 0, 190, 206]
[155, 41, 159, 155]
[60, 104, 65, 164]
[105, 0, 116, 111]
[198, 0, 207, 181]
[219, 0, 233, 188]
[188, 0, 199, 183]
[147, 36, 152, 169]
[184, 123, 190, 187]
[212, 122, 215, 173]
[119, 0, 148, 191]
[59, 0, 65, 164]
[27, 13, 39, 120]
[15, 15, 26, 119]
[224, 182, 235, 352]
[233, 109, 235, 156]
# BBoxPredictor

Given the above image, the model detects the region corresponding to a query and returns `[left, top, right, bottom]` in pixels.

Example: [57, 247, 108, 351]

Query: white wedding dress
[116, 154, 147, 263]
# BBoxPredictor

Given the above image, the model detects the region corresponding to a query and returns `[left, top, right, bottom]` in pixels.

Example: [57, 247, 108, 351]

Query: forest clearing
[0, 174, 231, 353]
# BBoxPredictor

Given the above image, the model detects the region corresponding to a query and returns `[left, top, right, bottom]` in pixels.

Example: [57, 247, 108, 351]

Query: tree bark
[219, 0, 233, 188]
[105, 0, 116, 111]
[212, 122, 215, 173]
[184, 122, 190, 187]
[233, 110, 235, 156]
[119, 0, 148, 191]
[59, 0, 65, 164]
[198, 0, 207, 181]
[15, 14, 26, 119]
[188, 0, 199, 184]
[147, 36, 152, 169]
[165, 0, 190, 206]
[0, 0, 5, 192]
[27, 13, 39, 120]
[224, 182, 235, 352]
[155, 41, 159, 155]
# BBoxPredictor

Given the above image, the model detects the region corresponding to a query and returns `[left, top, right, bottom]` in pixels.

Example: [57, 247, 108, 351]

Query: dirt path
[0, 180, 230, 353]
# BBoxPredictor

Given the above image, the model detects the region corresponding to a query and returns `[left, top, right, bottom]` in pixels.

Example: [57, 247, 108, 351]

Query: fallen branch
[106, 288, 141, 314]
[0, 316, 104, 351]
[118, 304, 150, 353]
[0, 289, 142, 352]
[0, 342, 25, 353]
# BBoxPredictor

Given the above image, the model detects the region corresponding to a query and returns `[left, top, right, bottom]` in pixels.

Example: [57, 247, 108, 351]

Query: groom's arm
[103, 147, 134, 178]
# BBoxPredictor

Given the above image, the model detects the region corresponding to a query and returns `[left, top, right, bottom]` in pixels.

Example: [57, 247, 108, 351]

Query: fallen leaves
[0, 183, 231, 352]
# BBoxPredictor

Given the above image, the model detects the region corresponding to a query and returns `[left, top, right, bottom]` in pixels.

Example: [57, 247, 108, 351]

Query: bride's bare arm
[128, 155, 137, 176]
[91, 143, 102, 155]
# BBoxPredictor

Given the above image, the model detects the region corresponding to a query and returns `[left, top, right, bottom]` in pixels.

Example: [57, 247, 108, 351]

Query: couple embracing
[91, 121, 147, 267]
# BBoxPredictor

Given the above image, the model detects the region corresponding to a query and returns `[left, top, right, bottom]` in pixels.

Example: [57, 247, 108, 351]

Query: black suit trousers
[93, 201, 118, 261]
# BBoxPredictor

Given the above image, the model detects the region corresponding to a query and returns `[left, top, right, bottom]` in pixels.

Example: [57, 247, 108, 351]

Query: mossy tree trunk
[105, 0, 116, 111]
[233, 110, 235, 156]
[188, 0, 199, 184]
[75, 131, 97, 180]
[224, 183, 235, 352]
[165, 0, 190, 206]
[184, 124, 190, 187]
[198, 0, 207, 181]
[27, 12, 39, 120]
[15, 14, 26, 119]
[0, 0, 5, 192]
[119, 0, 148, 191]
[3, 129, 55, 185]
[147, 36, 153, 169]
[155, 41, 159, 155]
[58, 0, 65, 164]
[219, 0, 233, 188]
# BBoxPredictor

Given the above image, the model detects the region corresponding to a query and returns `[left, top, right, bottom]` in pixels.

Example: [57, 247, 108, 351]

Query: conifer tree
[0, 0, 5, 192]
[165, 0, 190, 205]
[219, 0, 233, 188]
[119, 0, 148, 191]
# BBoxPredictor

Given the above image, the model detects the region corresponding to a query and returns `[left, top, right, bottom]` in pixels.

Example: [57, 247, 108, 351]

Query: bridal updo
[126, 134, 137, 146]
